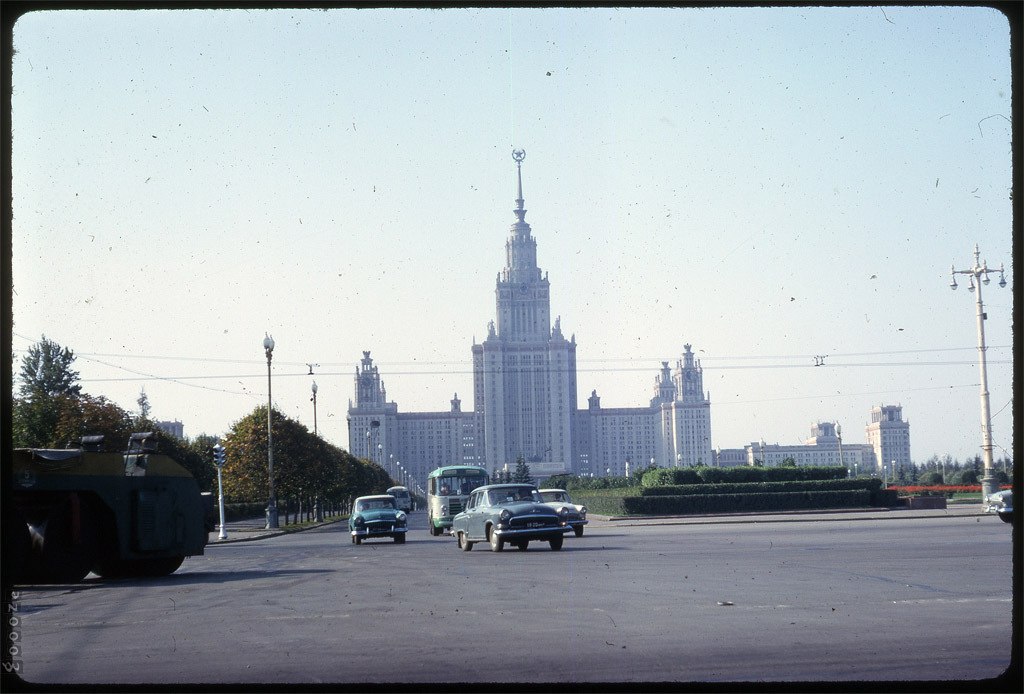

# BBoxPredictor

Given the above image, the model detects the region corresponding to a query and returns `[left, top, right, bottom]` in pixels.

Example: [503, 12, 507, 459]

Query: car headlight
[498, 509, 512, 528]
[353, 515, 365, 526]
[558, 506, 569, 517]
[396, 512, 407, 523]
[578, 506, 587, 519]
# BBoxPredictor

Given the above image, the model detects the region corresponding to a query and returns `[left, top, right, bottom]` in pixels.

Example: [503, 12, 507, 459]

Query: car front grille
[366, 522, 394, 533]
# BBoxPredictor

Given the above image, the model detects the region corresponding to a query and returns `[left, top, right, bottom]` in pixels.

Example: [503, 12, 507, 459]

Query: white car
[983, 489, 1013, 524]
[538, 488, 588, 537]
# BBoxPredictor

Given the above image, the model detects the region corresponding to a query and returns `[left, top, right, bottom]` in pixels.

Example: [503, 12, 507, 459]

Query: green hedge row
[640, 466, 849, 487]
[640, 478, 882, 496]
[622, 490, 872, 515]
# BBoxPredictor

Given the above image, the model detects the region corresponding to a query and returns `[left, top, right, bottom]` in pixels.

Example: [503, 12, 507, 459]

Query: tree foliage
[220, 405, 390, 507]
[511, 456, 534, 484]
[18, 335, 82, 399]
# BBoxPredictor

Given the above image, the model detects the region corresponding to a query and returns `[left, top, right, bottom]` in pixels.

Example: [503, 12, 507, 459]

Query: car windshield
[540, 491, 568, 503]
[356, 499, 395, 512]
[488, 487, 537, 505]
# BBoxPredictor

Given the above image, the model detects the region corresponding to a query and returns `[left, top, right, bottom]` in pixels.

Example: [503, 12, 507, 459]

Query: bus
[426, 465, 489, 536]
[386, 485, 413, 513]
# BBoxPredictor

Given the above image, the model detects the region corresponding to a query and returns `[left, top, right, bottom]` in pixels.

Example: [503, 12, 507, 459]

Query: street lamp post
[263, 333, 279, 529]
[213, 444, 227, 540]
[310, 381, 318, 436]
[950, 244, 1007, 506]
[836, 423, 844, 473]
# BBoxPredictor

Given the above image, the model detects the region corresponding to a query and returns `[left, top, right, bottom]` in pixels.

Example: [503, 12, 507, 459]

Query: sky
[7, 5, 1016, 465]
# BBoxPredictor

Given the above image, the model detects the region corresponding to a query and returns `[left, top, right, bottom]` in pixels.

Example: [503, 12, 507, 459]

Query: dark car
[450, 483, 570, 552]
[983, 489, 1013, 524]
[349, 495, 408, 544]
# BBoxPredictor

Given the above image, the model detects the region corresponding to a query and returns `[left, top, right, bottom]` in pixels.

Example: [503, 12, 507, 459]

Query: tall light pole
[950, 244, 1007, 505]
[310, 381, 318, 436]
[213, 444, 227, 540]
[836, 423, 845, 473]
[263, 333, 279, 529]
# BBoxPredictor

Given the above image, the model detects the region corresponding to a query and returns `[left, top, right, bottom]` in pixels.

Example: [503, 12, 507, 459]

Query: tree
[780, 457, 797, 467]
[18, 336, 81, 399]
[137, 388, 152, 419]
[511, 456, 533, 484]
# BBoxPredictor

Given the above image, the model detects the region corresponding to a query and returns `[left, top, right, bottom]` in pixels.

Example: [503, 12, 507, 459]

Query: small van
[386, 486, 413, 513]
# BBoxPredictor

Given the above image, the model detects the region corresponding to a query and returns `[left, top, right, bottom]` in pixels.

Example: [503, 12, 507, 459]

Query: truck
[7, 432, 215, 584]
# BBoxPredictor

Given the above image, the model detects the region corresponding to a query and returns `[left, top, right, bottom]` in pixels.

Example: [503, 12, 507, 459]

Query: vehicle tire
[38, 495, 99, 584]
[515, 541, 529, 551]
[573, 525, 584, 538]
[458, 532, 473, 551]
[136, 556, 185, 577]
[488, 527, 503, 552]
[394, 534, 405, 544]
[429, 519, 442, 537]
[549, 536, 564, 551]
[354, 536, 362, 545]
[999, 512, 1012, 524]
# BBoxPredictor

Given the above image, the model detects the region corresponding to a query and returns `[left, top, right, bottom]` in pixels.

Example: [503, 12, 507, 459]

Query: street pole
[836, 423, 844, 474]
[949, 245, 1007, 507]
[213, 444, 227, 540]
[311, 381, 318, 436]
[264, 333, 279, 529]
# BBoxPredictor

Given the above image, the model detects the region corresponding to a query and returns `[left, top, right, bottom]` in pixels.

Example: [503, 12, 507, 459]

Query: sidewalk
[206, 503, 991, 545]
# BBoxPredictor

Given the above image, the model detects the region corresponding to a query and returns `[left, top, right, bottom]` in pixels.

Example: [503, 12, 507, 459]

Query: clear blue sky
[10, 6, 1014, 464]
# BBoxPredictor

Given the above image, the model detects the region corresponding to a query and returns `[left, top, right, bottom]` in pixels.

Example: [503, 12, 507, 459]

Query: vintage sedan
[983, 489, 1013, 524]
[538, 488, 588, 537]
[451, 483, 569, 552]
[349, 495, 408, 544]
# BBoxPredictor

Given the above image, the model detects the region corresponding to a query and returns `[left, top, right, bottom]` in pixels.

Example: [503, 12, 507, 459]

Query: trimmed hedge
[640, 478, 882, 496]
[622, 490, 872, 515]
[640, 465, 849, 487]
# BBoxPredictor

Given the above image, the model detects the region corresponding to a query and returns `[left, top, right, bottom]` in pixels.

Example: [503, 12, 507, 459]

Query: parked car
[349, 495, 408, 544]
[537, 488, 588, 537]
[983, 489, 1013, 524]
[451, 483, 570, 552]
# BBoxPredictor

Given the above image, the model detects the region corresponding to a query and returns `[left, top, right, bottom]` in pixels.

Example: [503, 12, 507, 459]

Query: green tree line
[12, 336, 393, 511]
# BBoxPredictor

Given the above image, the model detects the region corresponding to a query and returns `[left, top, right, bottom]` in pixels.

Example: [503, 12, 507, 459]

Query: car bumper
[493, 526, 567, 541]
[351, 527, 408, 538]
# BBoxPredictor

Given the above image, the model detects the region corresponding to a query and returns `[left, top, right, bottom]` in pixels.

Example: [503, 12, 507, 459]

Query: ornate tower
[472, 150, 578, 475]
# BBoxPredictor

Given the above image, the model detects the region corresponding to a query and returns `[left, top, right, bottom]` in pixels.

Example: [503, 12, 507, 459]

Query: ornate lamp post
[949, 245, 1008, 506]
[263, 333, 279, 529]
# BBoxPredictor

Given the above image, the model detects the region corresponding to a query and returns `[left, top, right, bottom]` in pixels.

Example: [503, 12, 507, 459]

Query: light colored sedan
[983, 489, 1013, 524]
[538, 488, 588, 537]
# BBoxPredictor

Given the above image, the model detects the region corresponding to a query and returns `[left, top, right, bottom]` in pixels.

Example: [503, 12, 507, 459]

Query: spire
[512, 148, 527, 223]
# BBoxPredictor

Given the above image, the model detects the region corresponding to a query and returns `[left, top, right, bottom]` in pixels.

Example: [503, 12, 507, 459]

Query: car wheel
[573, 526, 584, 538]
[549, 536, 563, 551]
[394, 534, 405, 544]
[458, 532, 473, 551]
[999, 512, 1012, 524]
[489, 527, 503, 552]
[354, 536, 362, 545]
[515, 541, 529, 551]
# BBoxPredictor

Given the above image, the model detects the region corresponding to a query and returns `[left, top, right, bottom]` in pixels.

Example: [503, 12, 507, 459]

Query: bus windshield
[432, 474, 485, 497]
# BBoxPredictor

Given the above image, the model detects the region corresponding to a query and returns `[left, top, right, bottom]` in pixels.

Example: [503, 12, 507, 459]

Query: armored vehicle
[8, 432, 214, 583]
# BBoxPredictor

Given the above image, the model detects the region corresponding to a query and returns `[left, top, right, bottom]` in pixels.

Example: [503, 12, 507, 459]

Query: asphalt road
[7, 509, 1017, 688]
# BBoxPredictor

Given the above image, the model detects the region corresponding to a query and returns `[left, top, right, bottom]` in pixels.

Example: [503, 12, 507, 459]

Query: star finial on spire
[512, 148, 527, 223]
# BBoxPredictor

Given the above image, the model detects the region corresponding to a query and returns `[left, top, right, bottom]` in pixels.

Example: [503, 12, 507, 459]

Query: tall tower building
[866, 404, 911, 473]
[471, 150, 578, 475]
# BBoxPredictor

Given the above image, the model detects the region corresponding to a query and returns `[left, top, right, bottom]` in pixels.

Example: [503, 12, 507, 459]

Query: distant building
[744, 420, 877, 472]
[347, 151, 711, 488]
[155, 420, 184, 439]
[865, 404, 911, 474]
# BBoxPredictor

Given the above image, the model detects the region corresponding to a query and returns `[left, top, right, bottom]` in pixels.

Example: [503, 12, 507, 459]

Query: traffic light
[213, 444, 225, 468]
